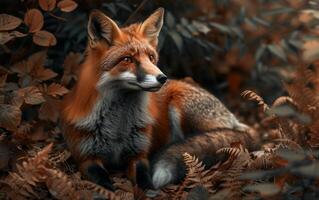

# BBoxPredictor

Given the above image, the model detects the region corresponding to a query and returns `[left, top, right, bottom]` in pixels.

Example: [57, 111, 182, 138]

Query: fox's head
[85, 8, 166, 92]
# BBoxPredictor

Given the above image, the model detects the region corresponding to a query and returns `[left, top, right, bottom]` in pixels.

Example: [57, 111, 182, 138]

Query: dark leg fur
[87, 164, 114, 191]
[136, 161, 153, 189]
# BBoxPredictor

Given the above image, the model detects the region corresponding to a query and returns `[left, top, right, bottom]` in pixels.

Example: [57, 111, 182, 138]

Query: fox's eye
[149, 54, 155, 63]
[122, 56, 133, 63]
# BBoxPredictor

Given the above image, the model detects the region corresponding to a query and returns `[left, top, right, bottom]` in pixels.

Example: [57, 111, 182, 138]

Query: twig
[48, 12, 67, 22]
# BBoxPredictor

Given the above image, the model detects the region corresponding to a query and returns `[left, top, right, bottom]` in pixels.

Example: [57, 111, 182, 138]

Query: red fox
[61, 8, 249, 190]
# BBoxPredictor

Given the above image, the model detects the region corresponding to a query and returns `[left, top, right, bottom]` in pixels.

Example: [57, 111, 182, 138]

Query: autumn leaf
[46, 83, 69, 97]
[39, 97, 60, 122]
[17, 86, 46, 105]
[0, 104, 21, 131]
[0, 14, 22, 31]
[33, 30, 57, 46]
[57, 0, 78, 12]
[10, 90, 25, 108]
[0, 31, 27, 45]
[33, 68, 57, 82]
[11, 51, 57, 84]
[24, 9, 44, 33]
[39, 0, 57, 11]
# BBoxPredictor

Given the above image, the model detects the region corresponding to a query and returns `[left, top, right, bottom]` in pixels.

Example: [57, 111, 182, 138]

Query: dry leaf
[0, 31, 27, 45]
[39, 97, 60, 122]
[33, 67, 57, 81]
[24, 9, 44, 33]
[57, 0, 78, 12]
[0, 14, 22, 31]
[11, 90, 25, 108]
[17, 86, 46, 105]
[46, 83, 69, 97]
[0, 104, 21, 131]
[39, 0, 57, 11]
[11, 51, 57, 83]
[33, 30, 57, 46]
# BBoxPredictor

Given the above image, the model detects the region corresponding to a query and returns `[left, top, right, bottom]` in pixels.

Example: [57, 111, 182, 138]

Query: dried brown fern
[78, 180, 119, 200]
[163, 153, 213, 200]
[272, 96, 298, 108]
[45, 168, 80, 200]
[250, 150, 277, 170]
[1, 143, 53, 199]
[282, 64, 319, 147]
[215, 144, 252, 199]
[241, 90, 269, 112]
[182, 153, 214, 191]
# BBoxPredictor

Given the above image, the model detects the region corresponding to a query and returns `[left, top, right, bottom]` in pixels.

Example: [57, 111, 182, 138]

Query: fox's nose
[156, 74, 167, 84]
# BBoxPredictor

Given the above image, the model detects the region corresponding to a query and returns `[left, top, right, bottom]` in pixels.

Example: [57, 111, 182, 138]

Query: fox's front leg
[127, 156, 153, 190]
[79, 159, 114, 191]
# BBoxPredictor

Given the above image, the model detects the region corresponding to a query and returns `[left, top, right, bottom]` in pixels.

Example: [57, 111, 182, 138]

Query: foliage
[0, 0, 319, 199]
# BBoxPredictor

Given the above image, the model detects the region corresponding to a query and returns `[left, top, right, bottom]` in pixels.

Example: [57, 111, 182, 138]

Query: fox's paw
[87, 164, 114, 191]
[151, 161, 174, 189]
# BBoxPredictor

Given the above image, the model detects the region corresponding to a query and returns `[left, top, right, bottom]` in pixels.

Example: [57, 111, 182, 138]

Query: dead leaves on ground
[1, 143, 117, 200]
[57, 0, 78, 12]
[0, 0, 78, 46]
[0, 14, 22, 31]
[0, 51, 68, 132]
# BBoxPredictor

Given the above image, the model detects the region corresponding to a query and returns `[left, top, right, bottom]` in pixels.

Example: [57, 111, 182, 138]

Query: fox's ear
[140, 8, 164, 46]
[88, 10, 122, 47]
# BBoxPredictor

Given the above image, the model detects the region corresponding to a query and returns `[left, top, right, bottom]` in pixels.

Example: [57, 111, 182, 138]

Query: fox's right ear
[88, 10, 122, 47]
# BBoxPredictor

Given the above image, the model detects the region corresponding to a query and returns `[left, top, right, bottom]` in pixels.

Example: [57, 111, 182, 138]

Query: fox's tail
[150, 128, 260, 189]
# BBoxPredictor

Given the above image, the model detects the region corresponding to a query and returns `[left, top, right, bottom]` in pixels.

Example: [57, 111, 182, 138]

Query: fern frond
[241, 90, 269, 112]
[1, 143, 53, 199]
[78, 180, 118, 200]
[182, 153, 213, 191]
[272, 96, 298, 108]
[250, 151, 276, 169]
[216, 145, 251, 199]
[45, 168, 80, 200]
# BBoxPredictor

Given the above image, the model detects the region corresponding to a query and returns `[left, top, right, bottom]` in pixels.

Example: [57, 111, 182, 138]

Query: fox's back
[148, 80, 247, 151]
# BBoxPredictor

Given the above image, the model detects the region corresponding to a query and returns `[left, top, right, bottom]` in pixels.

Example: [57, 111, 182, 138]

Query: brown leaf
[33, 68, 57, 81]
[11, 90, 25, 108]
[24, 9, 44, 33]
[39, 0, 57, 11]
[0, 31, 27, 45]
[33, 30, 57, 46]
[11, 51, 57, 83]
[17, 86, 46, 105]
[0, 14, 22, 31]
[0, 104, 21, 131]
[46, 83, 69, 97]
[57, 0, 78, 12]
[39, 97, 60, 122]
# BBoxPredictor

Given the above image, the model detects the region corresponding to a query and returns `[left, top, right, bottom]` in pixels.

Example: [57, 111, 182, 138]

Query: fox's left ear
[140, 8, 164, 46]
